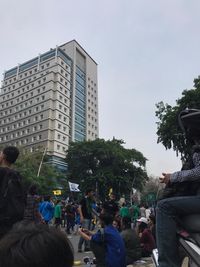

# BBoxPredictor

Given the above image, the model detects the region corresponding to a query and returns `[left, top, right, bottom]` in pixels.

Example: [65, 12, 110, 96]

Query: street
[67, 232, 188, 267]
[67, 233, 94, 266]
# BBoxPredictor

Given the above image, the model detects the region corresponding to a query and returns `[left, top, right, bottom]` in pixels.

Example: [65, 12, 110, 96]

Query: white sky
[1, 0, 200, 176]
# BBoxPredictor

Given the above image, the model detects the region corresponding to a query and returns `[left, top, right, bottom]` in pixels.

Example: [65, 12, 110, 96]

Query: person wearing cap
[137, 217, 156, 257]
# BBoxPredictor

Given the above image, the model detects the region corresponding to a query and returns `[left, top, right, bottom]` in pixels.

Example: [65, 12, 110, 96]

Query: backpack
[90, 228, 106, 267]
[0, 168, 26, 225]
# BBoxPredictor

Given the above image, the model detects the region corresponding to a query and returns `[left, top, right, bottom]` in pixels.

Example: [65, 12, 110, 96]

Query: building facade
[0, 40, 99, 170]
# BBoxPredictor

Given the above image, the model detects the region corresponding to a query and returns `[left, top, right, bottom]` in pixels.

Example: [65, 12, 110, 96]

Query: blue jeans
[78, 218, 91, 250]
[156, 195, 200, 267]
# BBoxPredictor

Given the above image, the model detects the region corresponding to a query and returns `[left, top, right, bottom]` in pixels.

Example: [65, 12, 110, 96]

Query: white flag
[132, 188, 137, 194]
[68, 182, 80, 192]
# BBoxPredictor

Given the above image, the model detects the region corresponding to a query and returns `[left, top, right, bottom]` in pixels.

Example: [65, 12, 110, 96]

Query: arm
[78, 228, 92, 241]
[159, 152, 200, 184]
[78, 205, 84, 223]
[58, 205, 62, 218]
[170, 166, 200, 183]
[160, 166, 200, 185]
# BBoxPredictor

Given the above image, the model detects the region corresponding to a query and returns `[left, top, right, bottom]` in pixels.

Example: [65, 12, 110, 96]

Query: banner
[68, 181, 80, 192]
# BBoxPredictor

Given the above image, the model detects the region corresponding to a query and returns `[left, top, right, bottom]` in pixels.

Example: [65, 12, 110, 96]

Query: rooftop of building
[59, 39, 98, 65]
[3, 40, 97, 80]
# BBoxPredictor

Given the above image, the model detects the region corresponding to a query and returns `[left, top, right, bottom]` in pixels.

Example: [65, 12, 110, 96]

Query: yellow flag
[53, 190, 62, 195]
[109, 188, 113, 196]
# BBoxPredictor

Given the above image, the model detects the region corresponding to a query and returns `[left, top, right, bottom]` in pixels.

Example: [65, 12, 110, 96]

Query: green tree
[156, 76, 200, 159]
[13, 148, 63, 195]
[66, 138, 148, 200]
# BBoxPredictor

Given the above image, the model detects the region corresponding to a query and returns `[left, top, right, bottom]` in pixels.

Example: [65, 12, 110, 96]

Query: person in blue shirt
[39, 195, 54, 224]
[78, 213, 126, 267]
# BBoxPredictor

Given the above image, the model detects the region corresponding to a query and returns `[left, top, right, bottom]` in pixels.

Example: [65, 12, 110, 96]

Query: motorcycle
[152, 214, 200, 267]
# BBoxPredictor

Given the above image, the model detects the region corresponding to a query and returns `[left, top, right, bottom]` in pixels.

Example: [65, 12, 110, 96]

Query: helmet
[178, 109, 200, 143]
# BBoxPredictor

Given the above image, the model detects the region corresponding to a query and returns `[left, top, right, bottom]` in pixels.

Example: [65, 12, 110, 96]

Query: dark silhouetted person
[0, 146, 25, 239]
[78, 188, 94, 252]
[121, 216, 141, 265]
[23, 183, 43, 224]
[0, 222, 74, 267]
[137, 217, 156, 257]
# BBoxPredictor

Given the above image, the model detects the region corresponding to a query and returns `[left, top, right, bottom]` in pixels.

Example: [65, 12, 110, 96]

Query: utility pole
[37, 148, 47, 177]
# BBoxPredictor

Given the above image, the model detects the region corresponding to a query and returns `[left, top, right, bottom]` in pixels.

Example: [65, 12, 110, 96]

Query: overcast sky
[1, 0, 200, 176]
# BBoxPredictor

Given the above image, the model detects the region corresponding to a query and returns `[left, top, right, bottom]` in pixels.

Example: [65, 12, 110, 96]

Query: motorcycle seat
[181, 214, 200, 232]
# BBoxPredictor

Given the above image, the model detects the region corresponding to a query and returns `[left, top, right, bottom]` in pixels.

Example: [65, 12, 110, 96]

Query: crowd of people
[23, 185, 157, 266]
[78, 190, 156, 267]
[1, 108, 200, 267]
[0, 143, 195, 267]
[0, 145, 157, 267]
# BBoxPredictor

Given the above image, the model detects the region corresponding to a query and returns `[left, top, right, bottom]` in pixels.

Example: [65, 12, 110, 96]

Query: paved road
[67, 232, 188, 267]
[67, 233, 94, 266]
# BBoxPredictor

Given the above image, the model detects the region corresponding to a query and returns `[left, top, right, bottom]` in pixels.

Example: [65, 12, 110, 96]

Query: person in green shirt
[129, 203, 140, 226]
[120, 203, 130, 218]
[54, 200, 62, 228]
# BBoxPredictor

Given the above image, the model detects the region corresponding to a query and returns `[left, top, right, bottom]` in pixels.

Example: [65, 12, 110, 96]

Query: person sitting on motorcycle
[157, 109, 200, 267]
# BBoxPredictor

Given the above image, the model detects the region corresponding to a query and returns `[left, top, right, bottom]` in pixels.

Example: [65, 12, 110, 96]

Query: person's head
[137, 217, 148, 232]
[28, 184, 38, 196]
[43, 195, 51, 202]
[110, 193, 116, 201]
[99, 213, 114, 227]
[85, 189, 94, 198]
[138, 221, 148, 233]
[112, 220, 118, 228]
[179, 109, 200, 146]
[121, 216, 132, 230]
[149, 214, 156, 226]
[0, 223, 74, 267]
[112, 218, 121, 230]
[0, 146, 19, 166]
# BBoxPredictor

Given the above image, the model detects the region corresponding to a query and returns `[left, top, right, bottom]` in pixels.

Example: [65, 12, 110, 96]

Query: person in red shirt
[137, 217, 156, 257]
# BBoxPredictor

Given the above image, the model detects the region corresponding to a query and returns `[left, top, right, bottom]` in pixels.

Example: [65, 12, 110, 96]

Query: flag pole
[37, 148, 47, 177]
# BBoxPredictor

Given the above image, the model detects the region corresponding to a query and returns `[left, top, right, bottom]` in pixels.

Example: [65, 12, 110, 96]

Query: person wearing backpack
[79, 213, 126, 267]
[39, 195, 54, 224]
[0, 146, 25, 239]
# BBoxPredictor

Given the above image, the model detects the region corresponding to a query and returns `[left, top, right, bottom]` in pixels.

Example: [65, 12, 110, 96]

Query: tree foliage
[155, 76, 200, 159]
[13, 148, 63, 195]
[66, 138, 148, 200]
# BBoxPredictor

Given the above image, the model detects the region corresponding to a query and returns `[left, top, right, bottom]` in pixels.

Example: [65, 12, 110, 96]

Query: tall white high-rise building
[0, 40, 99, 170]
